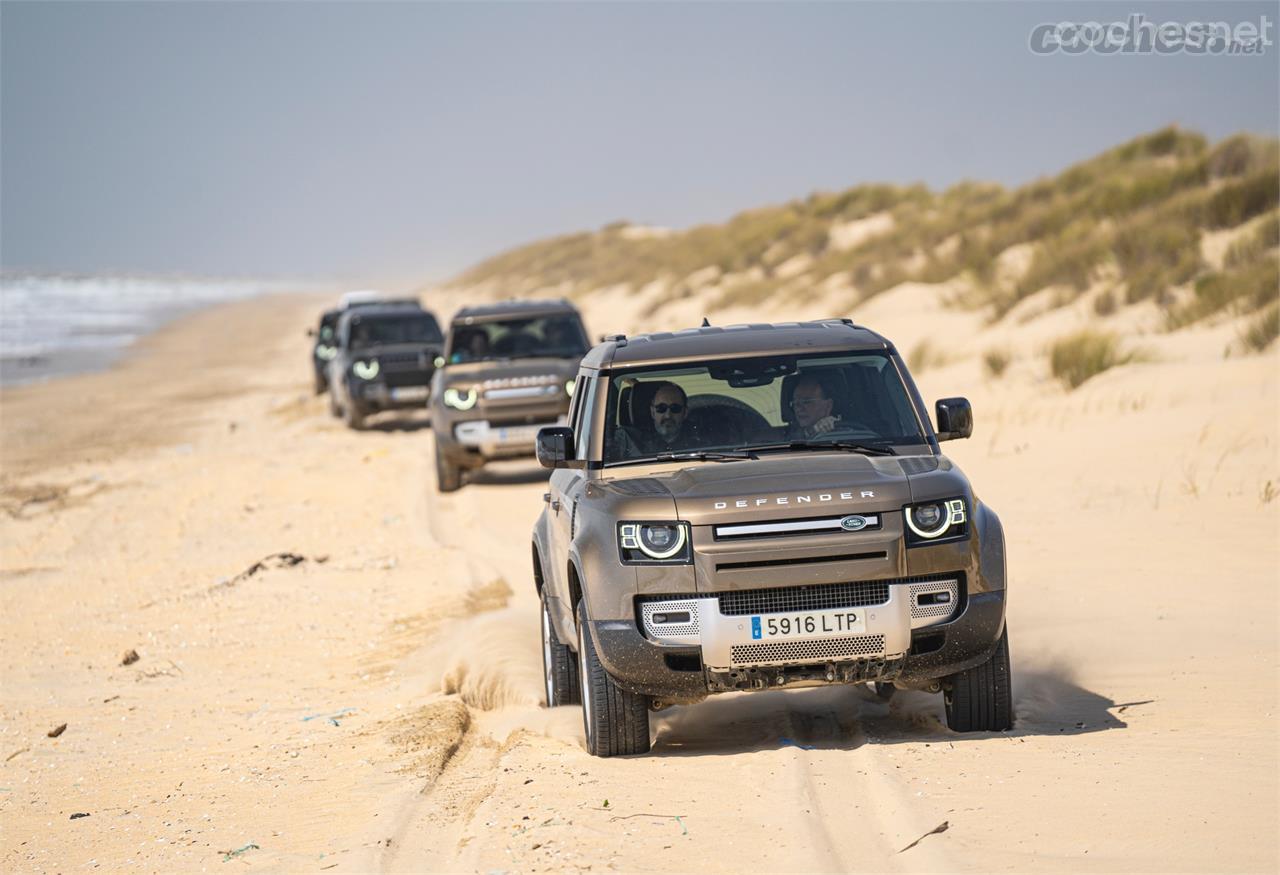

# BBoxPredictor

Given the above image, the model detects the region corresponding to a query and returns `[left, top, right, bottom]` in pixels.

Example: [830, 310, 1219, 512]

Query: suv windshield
[602, 352, 929, 464]
[447, 315, 588, 363]
[349, 314, 443, 348]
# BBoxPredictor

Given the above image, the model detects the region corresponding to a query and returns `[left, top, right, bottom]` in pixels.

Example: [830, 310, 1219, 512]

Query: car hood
[597, 453, 970, 525]
[437, 357, 580, 387]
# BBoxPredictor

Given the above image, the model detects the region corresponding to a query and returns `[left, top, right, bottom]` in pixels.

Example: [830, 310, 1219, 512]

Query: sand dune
[1, 285, 1276, 872]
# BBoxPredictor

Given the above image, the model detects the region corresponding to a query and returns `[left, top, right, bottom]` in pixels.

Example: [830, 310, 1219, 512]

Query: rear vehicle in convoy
[310, 294, 423, 394]
[327, 302, 444, 430]
[532, 319, 1011, 756]
[309, 308, 342, 394]
[430, 300, 589, 492]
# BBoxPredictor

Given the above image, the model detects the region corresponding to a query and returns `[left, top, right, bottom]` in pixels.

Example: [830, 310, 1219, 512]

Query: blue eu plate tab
[751, 616, 762, 639]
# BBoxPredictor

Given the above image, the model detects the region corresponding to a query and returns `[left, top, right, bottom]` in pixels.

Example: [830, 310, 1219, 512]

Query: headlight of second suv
[443, 387, 477, 410]
[617, 522, 692, 564]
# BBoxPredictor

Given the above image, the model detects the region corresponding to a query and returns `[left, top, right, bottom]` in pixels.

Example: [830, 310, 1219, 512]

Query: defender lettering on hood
[713, 490, 876, 510]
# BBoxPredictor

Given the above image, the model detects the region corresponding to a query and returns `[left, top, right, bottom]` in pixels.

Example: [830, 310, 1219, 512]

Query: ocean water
[0, 274, 287, 386]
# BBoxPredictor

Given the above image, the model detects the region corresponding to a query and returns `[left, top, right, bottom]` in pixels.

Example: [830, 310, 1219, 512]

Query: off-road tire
[313, 372, 328, 396]
[944, 627, 1013, 732]
[328, 391, 342, 418]
[541, 593, 580, 707]
[577, 601, 650, 757]
[435, 442, 462, 493]
[344, 400, 366, 431]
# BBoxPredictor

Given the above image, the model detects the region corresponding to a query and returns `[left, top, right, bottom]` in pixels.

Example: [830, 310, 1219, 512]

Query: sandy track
[2, 292, 1277, 873]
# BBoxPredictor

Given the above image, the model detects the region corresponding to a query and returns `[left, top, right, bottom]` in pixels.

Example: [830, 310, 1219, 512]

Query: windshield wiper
[654, 450, 758, 462]
[744, 440, 896, 457]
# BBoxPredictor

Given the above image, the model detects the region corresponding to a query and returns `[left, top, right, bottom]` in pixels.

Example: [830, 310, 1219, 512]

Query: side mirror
[536, 426, 581, 469]
[935, 397, 972, 441]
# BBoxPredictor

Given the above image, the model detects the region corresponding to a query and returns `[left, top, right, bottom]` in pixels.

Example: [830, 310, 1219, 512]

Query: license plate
[750, 608, 866, 640]
[390, 386, 428, 401]
[497, 425, 538, 442]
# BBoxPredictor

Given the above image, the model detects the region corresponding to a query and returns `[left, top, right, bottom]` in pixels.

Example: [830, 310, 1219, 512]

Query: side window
[574, 377, 596, 461]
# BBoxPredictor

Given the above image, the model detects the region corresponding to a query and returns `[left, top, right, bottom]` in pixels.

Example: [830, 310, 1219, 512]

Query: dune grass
[449, 127, 1279, 334]
[982, 347, 1012, 379]
[1240, 303, 1280, 353]
[1049, 330, 1142, 389]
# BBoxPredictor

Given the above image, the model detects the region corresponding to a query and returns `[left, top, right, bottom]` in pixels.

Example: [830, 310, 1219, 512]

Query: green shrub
[1225, 212, 1280, 269]
[1167, 257, 1280, 328]
[982, 347, 1012, 378]
[1203, 170, 1280, 229]
[1208, 134, 1280, 178]
[1240, 303, 1280, 352]
[1049, 330, 1140, 389]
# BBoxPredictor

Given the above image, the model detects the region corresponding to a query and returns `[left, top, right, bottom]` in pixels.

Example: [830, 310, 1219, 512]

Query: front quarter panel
[572, 479, 695, 622]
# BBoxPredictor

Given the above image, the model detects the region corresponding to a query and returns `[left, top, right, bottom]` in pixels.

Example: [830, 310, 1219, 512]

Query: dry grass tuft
[1239, 303, 1280, 353]
[907, 339, 948, 373]
[1048, 330, 1144, 389]
[982, 347, 1012, 378]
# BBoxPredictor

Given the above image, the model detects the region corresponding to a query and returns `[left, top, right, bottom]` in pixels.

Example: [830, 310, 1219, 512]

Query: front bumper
[351, 380, 432, 409]
[453, 416, 566, 458]
[588, 576, 1004, 700]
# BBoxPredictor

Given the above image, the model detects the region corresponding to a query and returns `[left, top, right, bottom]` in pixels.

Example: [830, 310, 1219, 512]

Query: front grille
[715, 551, 886, 572]
[731, 634, 886, 665]
[717, 580, 890, 616]
[384, 371, 431, 389]
[378, 352, 427, 372]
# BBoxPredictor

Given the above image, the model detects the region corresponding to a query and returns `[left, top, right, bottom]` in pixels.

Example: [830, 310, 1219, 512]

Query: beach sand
[1, 287, 1277, 872]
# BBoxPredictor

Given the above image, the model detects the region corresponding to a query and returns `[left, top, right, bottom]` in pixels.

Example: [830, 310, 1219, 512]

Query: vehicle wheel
[541, 593, 580, 707]
[313, 373, 328, 395]
[344, 401, 365, 430]
[435, 442, 462, 493]
[576, 601, 650, 757]
[943, 628, 1013, 732]
[328, 391, 342, 419]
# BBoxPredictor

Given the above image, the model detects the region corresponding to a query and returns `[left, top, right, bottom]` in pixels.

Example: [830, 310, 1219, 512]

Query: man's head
[791, 376, 834, 428]
[649, 382, 688, 442]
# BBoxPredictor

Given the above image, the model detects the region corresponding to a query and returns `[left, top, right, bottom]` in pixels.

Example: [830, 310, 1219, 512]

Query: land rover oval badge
[840, 515, 869, 531]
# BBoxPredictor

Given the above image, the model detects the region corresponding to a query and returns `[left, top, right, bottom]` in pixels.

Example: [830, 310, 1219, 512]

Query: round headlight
[353, 359, 379, 380]
[443, 387, 477, 410]
[639, 524, 686, 559]
[565, 379, 576, 397]
[316, 344, 337, 361]
[912, 504, 943, 530]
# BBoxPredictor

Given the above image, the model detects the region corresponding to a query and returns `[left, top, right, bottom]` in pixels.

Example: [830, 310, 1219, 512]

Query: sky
[2, 1, 1277, 286]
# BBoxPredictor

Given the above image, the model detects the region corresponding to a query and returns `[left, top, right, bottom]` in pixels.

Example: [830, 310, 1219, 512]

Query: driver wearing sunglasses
[649, 382, 689, 446]
[611, 380, 700, 459]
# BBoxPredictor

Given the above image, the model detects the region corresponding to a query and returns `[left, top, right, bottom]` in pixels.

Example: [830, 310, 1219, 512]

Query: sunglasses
[652, 403, 685, 414]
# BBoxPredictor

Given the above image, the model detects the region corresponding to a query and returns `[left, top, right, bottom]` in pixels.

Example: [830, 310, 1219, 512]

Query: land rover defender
[531, 320, 1011, 757]
[430, 300, 589, 492]
[327, 302, 444, 430]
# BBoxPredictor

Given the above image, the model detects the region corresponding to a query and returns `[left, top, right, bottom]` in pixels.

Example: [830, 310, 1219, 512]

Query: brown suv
[532, 319, 1011, 756]
[430, 300, 589, 492]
